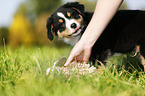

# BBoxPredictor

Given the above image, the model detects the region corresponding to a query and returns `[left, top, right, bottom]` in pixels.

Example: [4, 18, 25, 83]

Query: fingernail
[64, 64, 67, 67]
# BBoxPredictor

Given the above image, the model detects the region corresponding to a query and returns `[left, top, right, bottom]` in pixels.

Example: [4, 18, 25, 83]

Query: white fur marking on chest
[63, 35, 81, 46]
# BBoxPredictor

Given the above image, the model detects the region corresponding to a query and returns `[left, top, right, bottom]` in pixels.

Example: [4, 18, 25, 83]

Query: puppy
[46, 2, 145, 70]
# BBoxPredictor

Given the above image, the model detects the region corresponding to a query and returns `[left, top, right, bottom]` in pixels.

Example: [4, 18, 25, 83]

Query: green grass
[0, 46, 145, 96]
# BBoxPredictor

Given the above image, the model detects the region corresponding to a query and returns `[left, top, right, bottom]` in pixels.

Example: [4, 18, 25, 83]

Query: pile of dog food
[59, 63, 97, 76]
[46, 57, 97, 76]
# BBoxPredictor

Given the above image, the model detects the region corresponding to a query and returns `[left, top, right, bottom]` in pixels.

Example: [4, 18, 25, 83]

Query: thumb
[83, 48, 92, 64]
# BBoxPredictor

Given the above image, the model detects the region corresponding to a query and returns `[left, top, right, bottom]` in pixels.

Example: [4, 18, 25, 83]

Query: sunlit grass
[0, 46, 145, 96]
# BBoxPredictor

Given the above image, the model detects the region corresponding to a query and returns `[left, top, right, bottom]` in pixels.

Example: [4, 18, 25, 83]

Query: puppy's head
[46, 2, 84, 41]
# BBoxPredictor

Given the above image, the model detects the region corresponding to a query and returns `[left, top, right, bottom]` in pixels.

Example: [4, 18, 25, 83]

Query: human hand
[64, 41, 92, 66]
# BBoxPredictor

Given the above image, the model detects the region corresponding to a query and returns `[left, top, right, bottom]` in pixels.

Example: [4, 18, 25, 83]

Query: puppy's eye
[60, 23, 64, 27]
[75, 15, 81, 19]
[71, 13, 75, 18]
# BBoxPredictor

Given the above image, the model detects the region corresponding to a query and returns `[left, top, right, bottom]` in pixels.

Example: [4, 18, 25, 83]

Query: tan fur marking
[51, 24, 53, 29]
[67, 12, 71, 17]
[136, 45, 145, 71]
[72, 7, 81, 14]
[139, 55, 145, 71]
[59, 19, 63, 23]
[57, 28, 72, 38]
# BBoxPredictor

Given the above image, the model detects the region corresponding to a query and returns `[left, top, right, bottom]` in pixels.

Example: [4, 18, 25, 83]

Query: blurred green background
[0, 0, 144, 47]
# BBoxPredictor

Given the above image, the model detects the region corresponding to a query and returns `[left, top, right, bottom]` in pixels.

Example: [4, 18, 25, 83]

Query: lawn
[0, 46, 145, 96]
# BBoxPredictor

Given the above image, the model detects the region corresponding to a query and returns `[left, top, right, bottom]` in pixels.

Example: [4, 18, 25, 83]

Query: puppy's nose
[71, 23, 77, 29]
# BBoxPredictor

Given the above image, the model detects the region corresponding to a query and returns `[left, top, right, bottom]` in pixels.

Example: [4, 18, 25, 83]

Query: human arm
[64, 0, 123, 66]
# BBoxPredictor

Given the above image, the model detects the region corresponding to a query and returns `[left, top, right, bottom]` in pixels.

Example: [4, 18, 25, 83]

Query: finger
[64, 55, 74, 66]
[64, 43, 83, 66]
[83, 48, 91, 64]
[77, 60, 82, 64]
[72, 60, 76, 64]
[82, 59, 89, 64]
[83, 61, 88, 64]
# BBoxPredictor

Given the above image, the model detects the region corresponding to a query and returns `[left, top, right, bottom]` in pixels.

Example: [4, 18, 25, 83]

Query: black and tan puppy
[46, 2, 145, 70]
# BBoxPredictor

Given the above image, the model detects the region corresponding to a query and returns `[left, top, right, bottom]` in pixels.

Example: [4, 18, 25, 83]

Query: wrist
[79, 28, 99, 48]
[78, 36, 94, 49]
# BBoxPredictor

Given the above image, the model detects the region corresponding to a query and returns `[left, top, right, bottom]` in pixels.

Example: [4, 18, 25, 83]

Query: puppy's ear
[46, 16, 54, 41]
[64, 2, 84, 14]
